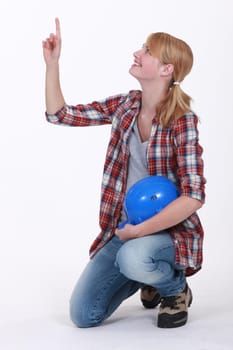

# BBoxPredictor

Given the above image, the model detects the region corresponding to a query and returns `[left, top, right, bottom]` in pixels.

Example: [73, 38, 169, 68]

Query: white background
[0, 0, 233, 349]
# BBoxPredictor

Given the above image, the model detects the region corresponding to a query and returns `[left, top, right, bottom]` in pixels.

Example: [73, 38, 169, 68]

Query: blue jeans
[70, 232, 186, 328]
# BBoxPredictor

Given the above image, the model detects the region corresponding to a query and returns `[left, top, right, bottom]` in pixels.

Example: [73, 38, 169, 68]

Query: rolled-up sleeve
[173, 114, 206, 203]
[45, 94, 128, 127]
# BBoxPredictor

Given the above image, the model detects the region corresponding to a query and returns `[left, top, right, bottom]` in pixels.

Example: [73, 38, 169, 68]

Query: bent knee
[69, 300, 104, 328]
[115, 242, 143, 279]
[115, 239, 173, 283]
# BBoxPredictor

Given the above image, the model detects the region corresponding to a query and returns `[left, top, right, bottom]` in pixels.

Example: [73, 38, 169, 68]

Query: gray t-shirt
[119, 120, 149, 224]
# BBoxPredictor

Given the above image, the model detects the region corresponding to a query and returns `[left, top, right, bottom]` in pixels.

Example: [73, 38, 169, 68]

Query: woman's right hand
[42, 18, 62, 65]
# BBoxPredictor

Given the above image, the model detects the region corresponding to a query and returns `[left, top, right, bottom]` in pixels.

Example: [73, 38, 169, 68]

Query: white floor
[1, 288, 232, 350]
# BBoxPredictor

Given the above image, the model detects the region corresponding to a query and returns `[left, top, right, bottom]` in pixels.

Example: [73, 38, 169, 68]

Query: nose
[133, 48, 143, 58]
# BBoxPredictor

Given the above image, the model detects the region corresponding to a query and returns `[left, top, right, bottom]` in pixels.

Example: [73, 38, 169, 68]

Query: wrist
[136, 220, 157, 238]
[46, 60, 60, 70]
[134, 222, 147, 238]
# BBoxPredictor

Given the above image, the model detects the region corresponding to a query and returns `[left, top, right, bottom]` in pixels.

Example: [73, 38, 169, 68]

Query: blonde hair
[146, 32, 194, 127]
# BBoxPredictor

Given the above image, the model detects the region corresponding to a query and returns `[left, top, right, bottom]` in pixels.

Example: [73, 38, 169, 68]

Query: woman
[42, 18, 206, 328]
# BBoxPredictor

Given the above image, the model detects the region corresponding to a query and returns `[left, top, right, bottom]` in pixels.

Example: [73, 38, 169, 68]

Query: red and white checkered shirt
[46, 90, 206, 276]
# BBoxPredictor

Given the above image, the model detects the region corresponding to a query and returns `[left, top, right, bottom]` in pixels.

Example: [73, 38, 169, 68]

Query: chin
[129, 67, 139, 79]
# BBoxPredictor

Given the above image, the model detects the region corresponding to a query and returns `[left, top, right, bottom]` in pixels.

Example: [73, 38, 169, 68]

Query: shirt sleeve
[172, 114, 206, 203]
[45, 93, 128, 127]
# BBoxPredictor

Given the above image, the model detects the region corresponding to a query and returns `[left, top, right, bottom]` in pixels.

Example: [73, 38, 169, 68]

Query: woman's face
[129, 44, 162, 83]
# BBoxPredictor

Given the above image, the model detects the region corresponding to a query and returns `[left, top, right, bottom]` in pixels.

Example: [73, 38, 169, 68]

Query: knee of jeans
[115, 243, 141, 280]
[115, 239, 175, 284]
[69, 299, 103, 328]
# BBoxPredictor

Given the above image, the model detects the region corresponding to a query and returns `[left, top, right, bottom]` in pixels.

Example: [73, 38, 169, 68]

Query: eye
[145, 46, 152, 55]
[142, 43, 152, 55]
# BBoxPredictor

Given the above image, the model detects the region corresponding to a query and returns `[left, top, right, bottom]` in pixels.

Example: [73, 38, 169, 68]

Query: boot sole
[157, 311, 188, 328]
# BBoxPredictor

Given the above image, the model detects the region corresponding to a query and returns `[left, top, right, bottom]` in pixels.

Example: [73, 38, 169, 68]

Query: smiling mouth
[132, 62, 142, 67]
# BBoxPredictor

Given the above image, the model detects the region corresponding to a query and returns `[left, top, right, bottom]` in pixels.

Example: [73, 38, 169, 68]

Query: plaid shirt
[46, 90, 206, 276]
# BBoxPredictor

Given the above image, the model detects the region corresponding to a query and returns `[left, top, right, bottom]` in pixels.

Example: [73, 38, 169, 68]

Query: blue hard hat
[124, 175, 179, 225]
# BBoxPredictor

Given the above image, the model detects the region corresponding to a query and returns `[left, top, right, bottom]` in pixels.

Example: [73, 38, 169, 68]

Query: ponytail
[146, 32, 194, 127]
[156, 84, 192, 127]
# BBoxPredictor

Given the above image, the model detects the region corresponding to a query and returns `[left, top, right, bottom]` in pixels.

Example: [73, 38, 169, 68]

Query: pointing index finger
[55, 17, 61, 39]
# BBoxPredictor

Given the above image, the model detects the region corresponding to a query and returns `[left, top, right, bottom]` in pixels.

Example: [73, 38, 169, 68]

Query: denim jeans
[69, 232, 186, 328]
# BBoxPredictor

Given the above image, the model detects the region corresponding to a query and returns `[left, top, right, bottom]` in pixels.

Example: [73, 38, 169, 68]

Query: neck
[140, 82, 168, 119]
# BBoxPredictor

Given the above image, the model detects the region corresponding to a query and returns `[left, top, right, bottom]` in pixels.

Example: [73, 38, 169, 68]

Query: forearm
[45, 62, 65, 115]
[115, 195, 203, 241]
[136, 196, 202, 237]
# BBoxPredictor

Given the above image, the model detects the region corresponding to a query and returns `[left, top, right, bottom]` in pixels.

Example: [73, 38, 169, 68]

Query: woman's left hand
[115, 224, 140, 241]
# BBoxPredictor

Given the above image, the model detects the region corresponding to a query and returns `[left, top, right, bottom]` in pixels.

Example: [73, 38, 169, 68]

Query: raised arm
[42, 18, 65, 114]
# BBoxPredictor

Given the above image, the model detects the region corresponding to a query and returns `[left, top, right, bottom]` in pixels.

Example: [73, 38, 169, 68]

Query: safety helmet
[124, 175, 179, 225]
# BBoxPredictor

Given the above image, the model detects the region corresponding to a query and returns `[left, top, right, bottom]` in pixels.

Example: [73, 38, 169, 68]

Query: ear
[160, 63, 174, 77]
